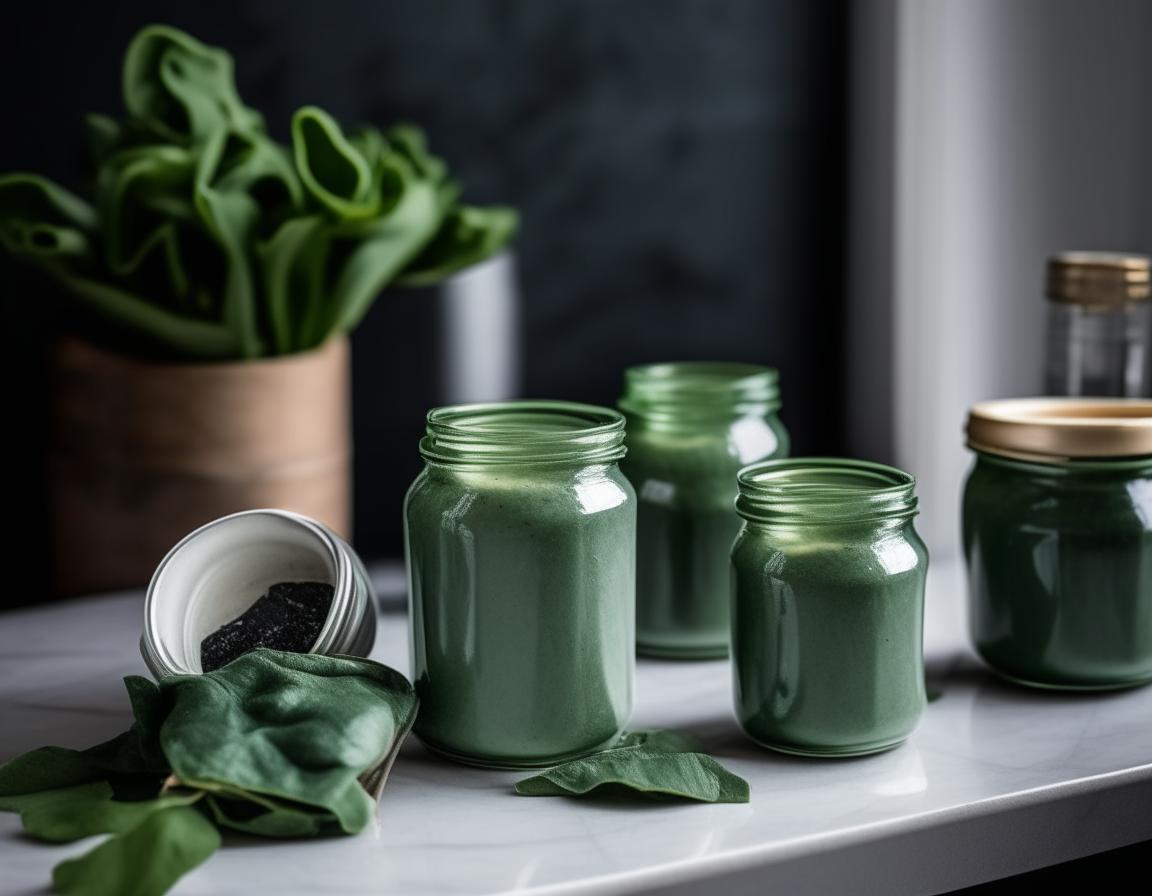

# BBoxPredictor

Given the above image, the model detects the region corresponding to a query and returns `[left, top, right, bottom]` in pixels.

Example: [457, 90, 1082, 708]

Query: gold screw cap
[1046, 252, 1150, 307]
[966, 398, 1152, 461]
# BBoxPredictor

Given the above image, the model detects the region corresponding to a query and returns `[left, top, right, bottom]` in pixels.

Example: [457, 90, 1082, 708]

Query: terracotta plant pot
[49, 336, 351, 596]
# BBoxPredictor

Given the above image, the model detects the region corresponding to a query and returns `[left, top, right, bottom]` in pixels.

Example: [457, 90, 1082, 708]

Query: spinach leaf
[394, 204, 519, 286]
[0, 24, 517, 361]
[157, 650, 419, 834]
[0, 650, 419, 896]
[0, 746, 106, 796]
[203, 790, 335, 837]
[0, 781, 200, 842]
[0, 678, 169, 798]
[516, 749, 750, 803]
[52, 805, 221, 896]
[122, 25, 262, 145]
[293, 107, 380, 220]
[516, 729, 750, 803]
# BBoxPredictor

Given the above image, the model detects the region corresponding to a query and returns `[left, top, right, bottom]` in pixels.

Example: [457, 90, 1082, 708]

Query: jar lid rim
[966, 398, 1152, 459]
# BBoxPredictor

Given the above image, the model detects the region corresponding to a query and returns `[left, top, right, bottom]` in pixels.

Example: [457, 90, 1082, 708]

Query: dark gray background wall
[0, 0, 848, 605]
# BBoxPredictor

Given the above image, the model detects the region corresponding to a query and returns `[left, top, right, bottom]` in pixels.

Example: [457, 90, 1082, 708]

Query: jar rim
[618, 361, 780, 418]
[967, 398, 1152, 460]
[736, 458, 918, 524]
[421, 400, 626, 465]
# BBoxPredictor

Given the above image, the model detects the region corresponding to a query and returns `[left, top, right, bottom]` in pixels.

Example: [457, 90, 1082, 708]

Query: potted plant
[0, 25, 517, 595]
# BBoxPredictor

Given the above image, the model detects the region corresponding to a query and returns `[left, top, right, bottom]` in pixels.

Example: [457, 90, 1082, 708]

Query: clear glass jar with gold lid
[1045, 252, 1151, 397]
[964, 398, 1152, 689]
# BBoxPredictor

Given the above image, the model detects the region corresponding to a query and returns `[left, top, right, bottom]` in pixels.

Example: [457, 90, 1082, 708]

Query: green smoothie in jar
[731, 458, 928, 756]
[618, 362, 789, 659]
[404, 401, 636, 769]
[964, 398, 1152, 690]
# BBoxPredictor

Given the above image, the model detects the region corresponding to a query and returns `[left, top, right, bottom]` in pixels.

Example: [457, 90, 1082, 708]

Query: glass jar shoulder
[623, 412, 789, 477]
[964, 454, 1152, 536]
[405, 462, 635, 531]
[732, 519, 928, 588]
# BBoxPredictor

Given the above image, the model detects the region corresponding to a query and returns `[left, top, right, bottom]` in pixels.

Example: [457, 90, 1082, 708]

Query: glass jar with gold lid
[964, 398, 1152, 689]
[1044, 252, 1151, 397]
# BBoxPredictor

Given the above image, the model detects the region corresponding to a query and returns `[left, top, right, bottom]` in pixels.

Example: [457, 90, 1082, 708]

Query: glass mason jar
[404, 401, 636, 769]
[731, 458, 928, 756]
[141, 509, 377, 679]
[964, 398, 1152, 690]
[1044, 252, 1151, 398]
[618, 362, 790, 659]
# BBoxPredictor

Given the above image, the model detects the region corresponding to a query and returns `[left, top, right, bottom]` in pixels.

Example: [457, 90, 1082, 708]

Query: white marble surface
[2, 559, 1150, 896]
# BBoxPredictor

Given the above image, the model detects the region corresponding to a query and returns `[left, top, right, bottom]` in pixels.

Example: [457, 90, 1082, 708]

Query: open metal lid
[966, 398, 1152, 460]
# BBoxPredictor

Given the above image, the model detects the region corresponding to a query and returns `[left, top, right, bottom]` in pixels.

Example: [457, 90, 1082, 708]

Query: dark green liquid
[964, 452, 1152, 689]
[731, 521, 928, 755]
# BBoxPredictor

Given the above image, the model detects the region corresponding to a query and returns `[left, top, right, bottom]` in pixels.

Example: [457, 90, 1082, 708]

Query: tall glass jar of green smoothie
[404, 401, 636, 769]
[732, 458, 928, 756]
[618, 362, 789, 659]
[964, 398, 1152, 690]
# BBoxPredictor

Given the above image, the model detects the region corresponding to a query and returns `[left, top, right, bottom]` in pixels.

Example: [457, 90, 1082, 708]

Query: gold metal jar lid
[966, 398, 1152, 461]
[1046, 252, 1150, 307]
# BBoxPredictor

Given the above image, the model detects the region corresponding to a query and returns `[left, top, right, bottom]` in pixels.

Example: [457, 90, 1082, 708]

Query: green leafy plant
[515, 729, 751, 802]
[0, 25, 517, 360]
[0, 650, 419, 896]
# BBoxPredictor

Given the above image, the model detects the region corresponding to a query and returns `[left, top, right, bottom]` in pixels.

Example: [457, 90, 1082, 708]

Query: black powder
[200, 581, 335, 672]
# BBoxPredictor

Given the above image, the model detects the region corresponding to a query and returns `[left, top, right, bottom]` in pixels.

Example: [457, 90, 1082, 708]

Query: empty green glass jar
[618, 362, 789, 659]
[965, 398, 1152, 690]
[404, 401, 636, 769]
[732, 458, 928, 757]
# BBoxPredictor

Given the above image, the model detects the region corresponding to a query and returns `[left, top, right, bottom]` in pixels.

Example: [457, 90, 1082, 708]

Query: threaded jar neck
[420, 401, 627, 466]
[973, 448, 1152, 476]
[618, 362, 781, 421]
[736, 458, 918, 525]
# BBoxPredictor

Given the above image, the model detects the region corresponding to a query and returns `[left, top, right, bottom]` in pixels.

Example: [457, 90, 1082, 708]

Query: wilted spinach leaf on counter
[0, 650, 418, 896]
[516, 729, 751, 803]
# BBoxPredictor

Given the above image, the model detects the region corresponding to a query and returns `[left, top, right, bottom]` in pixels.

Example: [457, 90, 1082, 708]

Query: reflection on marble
[2, 560, 1150, 895]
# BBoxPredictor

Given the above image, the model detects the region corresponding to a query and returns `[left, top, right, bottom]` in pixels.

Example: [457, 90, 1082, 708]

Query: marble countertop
[2, 558, 1150, 896]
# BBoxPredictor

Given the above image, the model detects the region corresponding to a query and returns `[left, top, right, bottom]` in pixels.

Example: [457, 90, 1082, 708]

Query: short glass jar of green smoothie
[964, 398, 1152, 690]
[731, 458, 928, 756]
[618, 362, 789, 659]
[404, 401, 636, 769]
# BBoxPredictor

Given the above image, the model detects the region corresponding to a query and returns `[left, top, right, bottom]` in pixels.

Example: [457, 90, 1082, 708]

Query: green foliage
[52, 806, 222, 896]
[0, 650, 419, 896]
[157, 650, 419, 834]
[0, 781, 201, 842]
[515, 729, 751, 803]
[0, 24, 517, 360]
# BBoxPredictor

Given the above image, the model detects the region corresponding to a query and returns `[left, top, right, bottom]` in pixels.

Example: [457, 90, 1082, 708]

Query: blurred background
[1, 0, 1149, 610]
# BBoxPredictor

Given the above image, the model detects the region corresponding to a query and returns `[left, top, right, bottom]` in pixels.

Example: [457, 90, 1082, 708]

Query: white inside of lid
[150, 513, 336, 674]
